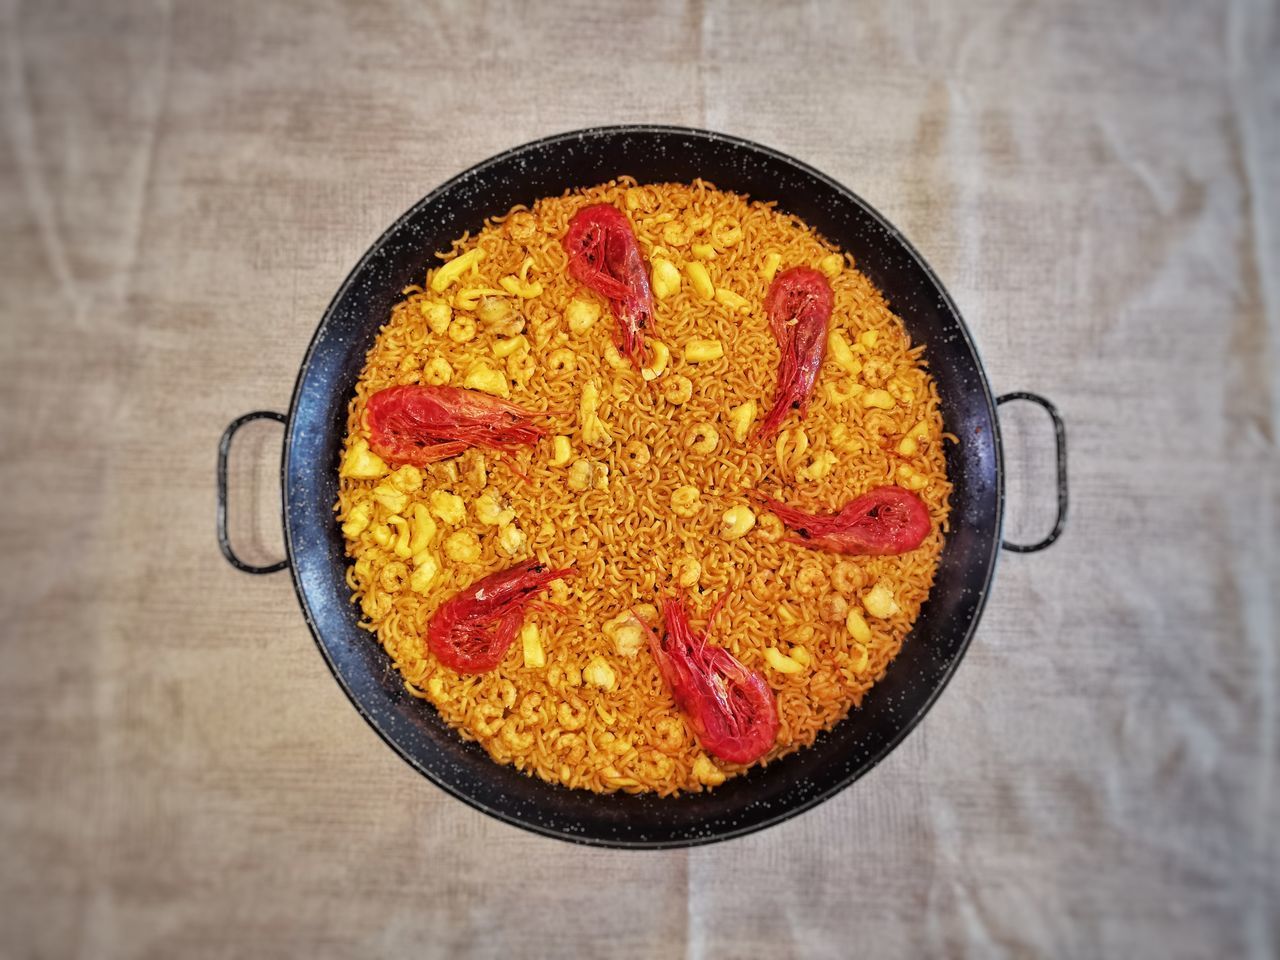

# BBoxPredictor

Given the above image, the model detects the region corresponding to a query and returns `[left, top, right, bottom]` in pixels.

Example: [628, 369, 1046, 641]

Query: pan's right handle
[996, 392, 1067, 553]
[217, 411, 289, 574]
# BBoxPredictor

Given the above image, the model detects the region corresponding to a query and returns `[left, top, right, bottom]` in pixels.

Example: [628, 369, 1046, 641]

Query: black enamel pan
[216, 126, 1067, 848]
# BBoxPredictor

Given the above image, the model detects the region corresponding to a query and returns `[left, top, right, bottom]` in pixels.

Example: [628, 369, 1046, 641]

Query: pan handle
[217, 410, 289, 574]
[996, 392, 1067, 553]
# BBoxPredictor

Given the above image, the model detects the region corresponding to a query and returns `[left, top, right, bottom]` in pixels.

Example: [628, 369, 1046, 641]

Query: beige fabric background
[2, 0, 1277, 957]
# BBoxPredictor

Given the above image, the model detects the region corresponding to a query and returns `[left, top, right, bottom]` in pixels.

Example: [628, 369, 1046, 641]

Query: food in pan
[336, 178, 952, 794]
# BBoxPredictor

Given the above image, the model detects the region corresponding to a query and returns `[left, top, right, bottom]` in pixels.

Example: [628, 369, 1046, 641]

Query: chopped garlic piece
[497, 258, 543, 299]
[521, 622, 545, 668]
[499, 274, 542, 299]
[686, 261, 714, 299]
[340, 439, 389, 480]
[684, 338, 724, 363]
[651, 258, 681, 300]
[387, 515, 412, 558]
[419, 301, 452, 335]
[371, 482, 409, 515]
[409, 554, 440, 593]
[462, 362, 510, 398]
[409, 503, 436, 553]
[761, 252, 782, 284]
[728, 400, 757, 443]
[827, 329, 861, 376]
[551, 435, 572, 466]
[715, 288, 749, 312]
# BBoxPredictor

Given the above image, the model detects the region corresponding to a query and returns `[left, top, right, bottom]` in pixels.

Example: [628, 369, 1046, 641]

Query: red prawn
[562, 204, 656, 368]
[750, 485, 931, 556]
[638, 595, 778, 765]
[365, 385, 555, 468]
[756, 266, 834, 443]
[427, 561, 576, 674]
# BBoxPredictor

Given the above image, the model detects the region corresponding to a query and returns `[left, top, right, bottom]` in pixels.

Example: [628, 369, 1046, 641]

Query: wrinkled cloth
[1, 1, 1276, 957]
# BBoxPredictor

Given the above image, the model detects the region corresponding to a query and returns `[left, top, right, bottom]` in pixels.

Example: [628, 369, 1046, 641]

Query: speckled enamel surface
[281, 126, 1004, 848]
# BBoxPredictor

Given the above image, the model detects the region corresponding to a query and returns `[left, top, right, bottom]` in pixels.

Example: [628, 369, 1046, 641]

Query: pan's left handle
[217, 410, 289, 574]
[996, 392, 1067, 553]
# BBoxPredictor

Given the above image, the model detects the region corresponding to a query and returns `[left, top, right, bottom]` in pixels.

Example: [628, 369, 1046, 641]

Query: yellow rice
[336, 178, 951, 795]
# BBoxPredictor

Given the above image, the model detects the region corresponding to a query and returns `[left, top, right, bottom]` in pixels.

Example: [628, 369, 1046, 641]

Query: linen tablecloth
[2, 1, 1276, 956]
